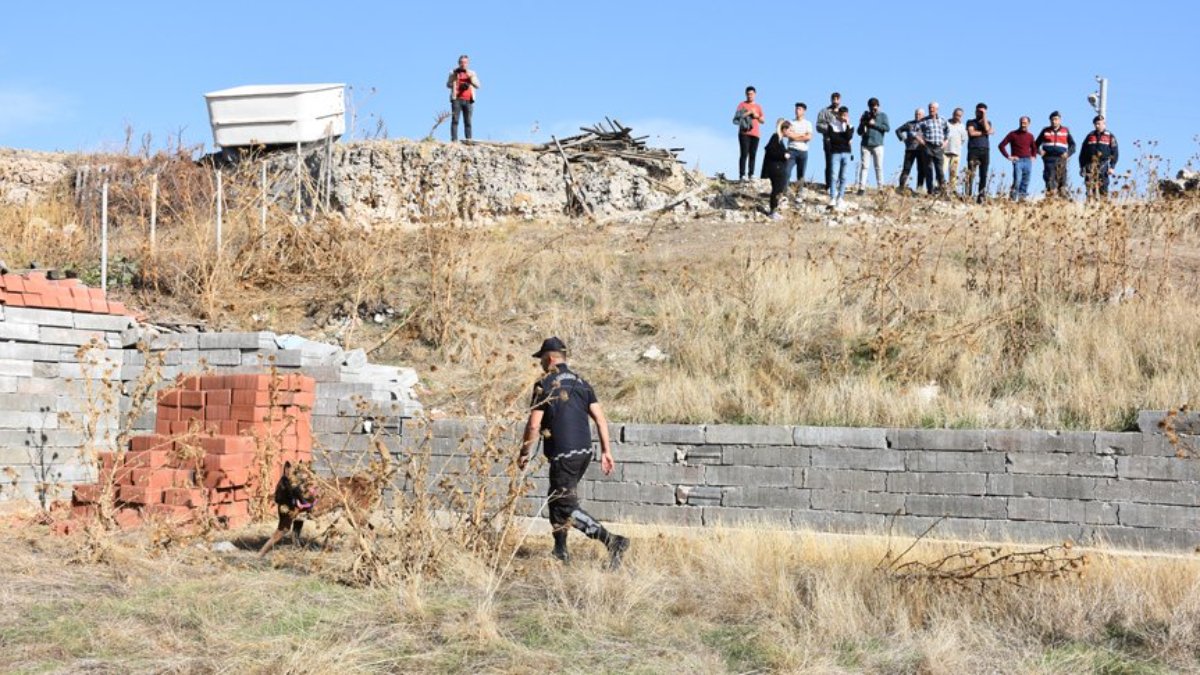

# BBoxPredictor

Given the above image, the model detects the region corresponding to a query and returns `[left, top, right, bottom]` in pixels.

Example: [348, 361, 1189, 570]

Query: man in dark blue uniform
[518, 337, 629, 568]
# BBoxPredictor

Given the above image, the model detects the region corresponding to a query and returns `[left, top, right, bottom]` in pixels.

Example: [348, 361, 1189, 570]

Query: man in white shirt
[785, 102, 814, 192]
[944, 107, 969, 194]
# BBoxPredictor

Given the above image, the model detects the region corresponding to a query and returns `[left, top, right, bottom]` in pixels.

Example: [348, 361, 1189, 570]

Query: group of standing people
[737, 88, 1121, 218]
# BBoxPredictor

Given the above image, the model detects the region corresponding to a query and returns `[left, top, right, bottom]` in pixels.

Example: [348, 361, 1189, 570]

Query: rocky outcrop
[1159, 169, 1200, 197]
[0, 148, 73, 205]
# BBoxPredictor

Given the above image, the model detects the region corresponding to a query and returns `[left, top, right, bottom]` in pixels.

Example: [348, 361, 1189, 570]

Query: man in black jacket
[1079, 115, 1119, 200]
[519, 337, 630, 568]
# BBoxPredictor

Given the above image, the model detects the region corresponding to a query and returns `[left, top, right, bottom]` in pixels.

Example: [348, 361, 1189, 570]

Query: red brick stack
[0, 272, 131, 315]
[65, 373, 315, 532]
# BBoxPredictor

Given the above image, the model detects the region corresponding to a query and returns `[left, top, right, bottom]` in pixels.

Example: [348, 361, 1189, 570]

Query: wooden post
[100, 178, 109, 292]
[215, 169, 224, 253]
[149, 173, 158, 253]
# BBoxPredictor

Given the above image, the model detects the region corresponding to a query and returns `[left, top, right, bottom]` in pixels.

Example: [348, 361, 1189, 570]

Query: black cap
[1050, 110, 1061, 120]
[532, 336, 568, 358]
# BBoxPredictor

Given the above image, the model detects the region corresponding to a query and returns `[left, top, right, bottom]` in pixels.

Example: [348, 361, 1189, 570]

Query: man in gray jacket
[855, 97, 890, 194]
[446, 54, 481, 141]
[815, 92, 841, 188]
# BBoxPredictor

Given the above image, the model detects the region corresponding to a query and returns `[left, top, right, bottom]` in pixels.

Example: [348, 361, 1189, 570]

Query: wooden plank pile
[540, 118, 684, 167]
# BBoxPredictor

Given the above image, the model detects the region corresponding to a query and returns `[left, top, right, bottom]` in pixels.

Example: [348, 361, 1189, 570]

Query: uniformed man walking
[519, 337, 630, 568]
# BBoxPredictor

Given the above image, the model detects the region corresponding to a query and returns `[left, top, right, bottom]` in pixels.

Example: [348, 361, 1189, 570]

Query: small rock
[641, 345, 668, 362]
[211, 541, 237, 553]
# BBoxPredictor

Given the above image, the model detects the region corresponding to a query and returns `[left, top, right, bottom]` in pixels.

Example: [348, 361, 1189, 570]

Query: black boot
[552, 530, 570, 564]
[605, 533, 629, 570]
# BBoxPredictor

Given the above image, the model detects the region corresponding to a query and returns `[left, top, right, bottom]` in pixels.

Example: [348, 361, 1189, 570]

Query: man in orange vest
[1035, 111, 1076, 198]
[446, 54, 481, 142]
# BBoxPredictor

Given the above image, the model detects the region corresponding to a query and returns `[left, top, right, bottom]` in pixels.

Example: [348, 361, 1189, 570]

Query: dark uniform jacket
[531, 364, 597, 458]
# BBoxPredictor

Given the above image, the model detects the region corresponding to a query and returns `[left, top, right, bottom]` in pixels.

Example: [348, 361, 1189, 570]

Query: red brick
[206, 389, 232, 406]
[156, 404, 180, 421]
[107, 301, 128, 315]
[114, 508, 144, 529]
[87, 287, 105, 301]
[200, 436, 256, 455]
[130, 435, 173, 454]
[169, 420, 191, 435]
[204, 453, 254, 472]
[231, 405, 271, 422]
[231, 389, 271, 406]
[163, 487, 207, 507]
[229, 374, 273, 391]
[204, 468, 251, 489]
[52, 520, 77, 536]
[73, 483, 102, 504]
[118, 485, 163, 505]
[126, 450, 172, 469]
[145, 503, 193, 523]
[200, 375, 227, 390]
[90, 299, 110, 314]
[178, 408, 203, 422]
[177, 375, 202, 391]
[217, 421, 240, 436]
[213, 501, 250, 518]
[205, 405, 231, 421]
[131, 468, 193, 490]
[154, 419, 173, 435]
[71, 504, 97, 520]
[179, 390, 206, 408]
[158, 390, 182, 406]
[99, 465, 135, 486]
[221, 513, 253, 530]
[1, 274, 25, 292]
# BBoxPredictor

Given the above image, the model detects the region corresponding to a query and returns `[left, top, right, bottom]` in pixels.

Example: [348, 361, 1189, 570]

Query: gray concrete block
[1095, 479, 1200, 507]
[0, 411, 60, 430]
[811, 447, 905, 471]
[622, 424, 705, 444]
[1118, 456, 1200, 482]
[792, 509, 886, 534]
[198, 332, 275, 350]
[583, 461, 626, 482]
[272, 349, 303, 367]
[1094, 432, 1143, 456]
[804, 469, 886, 492]
[888, 429, 986, 451]
[905, 450, 1005, 473]
[888, 515, 991, 540]
[1137, 435, 1199, 457]
[1006, 452, 1117, 477]
[72, 313, 134, 332]
[150, 331, 199, 353]
[1136, 410, 1167, 434]
[811, 489, 905, 514]
[721, 486, 809, 509]
[676, 485, 723, 506]
[31, 362, 57, 378]
[610, 443, 681, 464]
[0, 359, 34, 377]
[987, 520, 1089, 546]
[584, 500, 623, 523]
[886, 472, 986, 495]
[704, 465, 795, 488]
[720, 445, 810, 467]
[704, 424, 793, 446]
[0, 343, 62, 362]
[311, 416, 358, 434]
[1008, 497, 1117, 525]
[905, 494, 1007, 519]
[318, 382, 379, 398]
[1137, 410, 1200, 436]
[0, 322, 38, 341]
[1091, 526, 1200, 552]
[682, 446, 723, 465]
[39, 326, 110, 347]
[621, 462, 699, 485]
[1118, 502, 1200, 530]
[793, 426, 887, 449]
[1, 307, 75, 327]
[0, 376, 14, 393]
[702, 506, 793, 527]
[1001, 475, 1099, 500]
[985, 429, 1095, 454]
[620, 503, 703, 527]
[592, 481, 674, 505]
[204, 349, 243, 366]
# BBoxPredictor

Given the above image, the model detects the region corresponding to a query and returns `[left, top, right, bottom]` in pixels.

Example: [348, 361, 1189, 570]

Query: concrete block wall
[1, 304, 422, 508]
[416, 419, 1200, 553]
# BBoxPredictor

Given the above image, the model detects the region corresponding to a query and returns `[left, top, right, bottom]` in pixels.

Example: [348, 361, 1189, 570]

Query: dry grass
[4, 154, 1200, 431]
[1, 520, 1197, 674]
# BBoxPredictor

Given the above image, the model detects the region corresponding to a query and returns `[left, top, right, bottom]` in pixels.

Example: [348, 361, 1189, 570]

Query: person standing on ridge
[944, 107, 969, 195]
[519, 337, 630, 568]
[763, 119, 792, 220]
[855, 97, 890, 195]
[1079, 115, 1119, 200]
[998, 115, 1038, 201]
[785, 102, 813, 191]
[446, 54, 480, 142]
[895, 108, 927, 194]
[1036, 111, 1077, 198]
[734, 86, 765, 181]
[964, 103, 994, 203]
[816, 92, 842, 188]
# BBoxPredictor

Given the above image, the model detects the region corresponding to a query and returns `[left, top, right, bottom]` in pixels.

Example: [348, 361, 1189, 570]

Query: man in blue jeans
[785, 102, 813, 190]
[446, 54, 480, 142]
[999, 116, 1038, 201]
[827, 106, 854, 209]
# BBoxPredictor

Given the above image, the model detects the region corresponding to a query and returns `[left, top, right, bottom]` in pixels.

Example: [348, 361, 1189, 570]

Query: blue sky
[2, 1, 1196, 187]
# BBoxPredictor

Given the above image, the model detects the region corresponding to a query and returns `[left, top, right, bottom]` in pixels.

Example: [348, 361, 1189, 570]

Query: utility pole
[1089, 76, 1108, 119]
